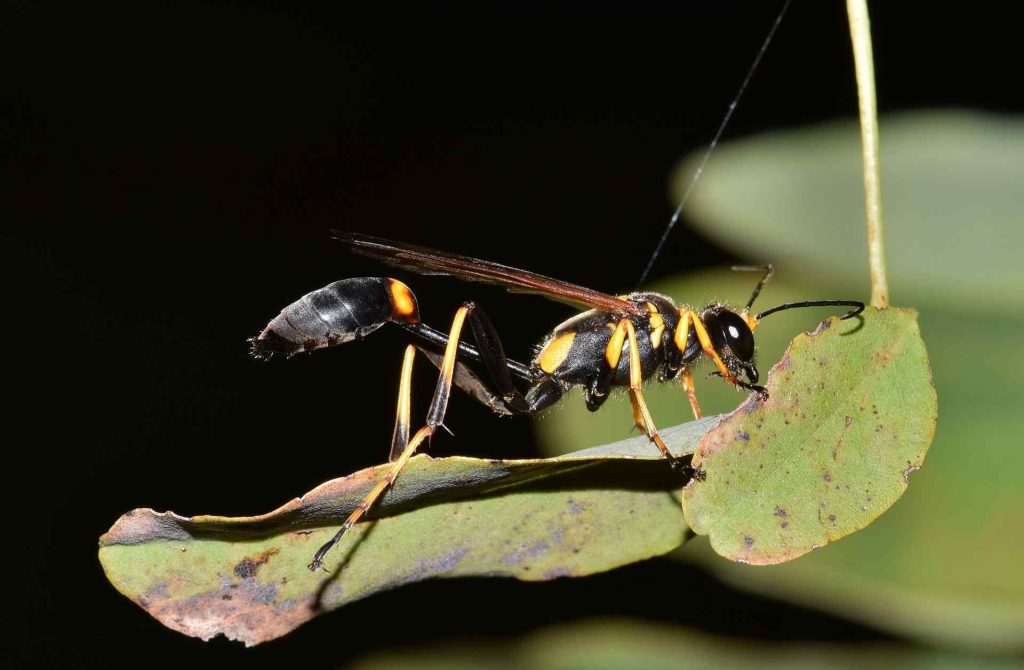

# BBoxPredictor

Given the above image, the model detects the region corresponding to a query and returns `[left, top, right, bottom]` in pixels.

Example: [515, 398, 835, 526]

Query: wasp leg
[464, 307, 532, 414]
[309, 303, 477, 572]
[680, 367, 703, 419]
[683, 309, 766, 401]
[400, 320, 533, 383]
[415, 348, 516, 417]
[388, 345, 416, 462]
[615, 319, 699, 480]
[412, 305, 565, 417]
[309, 345, 422, 572]
[425, 303, 489, 428]
[707, 370, 768, 399]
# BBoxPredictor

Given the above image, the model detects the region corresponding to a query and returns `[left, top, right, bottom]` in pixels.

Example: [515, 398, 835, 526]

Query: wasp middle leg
[614, 319, 699, 479]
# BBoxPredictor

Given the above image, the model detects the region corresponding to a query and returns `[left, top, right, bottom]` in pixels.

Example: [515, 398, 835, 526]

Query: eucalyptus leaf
[677, 305, 1024, 651]
[682, 308, 936, 564]
[99, 420, 714, 646]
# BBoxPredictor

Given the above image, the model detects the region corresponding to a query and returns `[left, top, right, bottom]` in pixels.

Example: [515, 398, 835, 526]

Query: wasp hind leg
[309, 302, 549, 571]
[415, 304, 565, 418]
[308, 345, 428, 571]
[310, 303, 476, 571]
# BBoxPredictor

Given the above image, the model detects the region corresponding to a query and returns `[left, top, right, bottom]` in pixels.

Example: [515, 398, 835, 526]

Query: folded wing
[334, 232, 639, 315]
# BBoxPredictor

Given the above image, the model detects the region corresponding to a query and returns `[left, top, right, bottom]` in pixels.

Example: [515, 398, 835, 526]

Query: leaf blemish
[541, 567, 572, 580]
[402, 545, 472, 584]
[503, 540, 551, 567]
[743, 535, 754, 547]
[233, 548, 280, 579]
[423, 545, 470, 573]
[822, 472, 832, 483]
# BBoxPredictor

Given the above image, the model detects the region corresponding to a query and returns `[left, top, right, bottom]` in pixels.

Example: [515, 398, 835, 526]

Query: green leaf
[677, 304, 1024, 651]
[682, 307, 936, 564]
[678, 110, 1024, 315]
[98, 420, 713, 646]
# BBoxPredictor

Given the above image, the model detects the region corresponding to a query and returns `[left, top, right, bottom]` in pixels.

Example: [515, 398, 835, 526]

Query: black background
[2, 1, 1016, 666]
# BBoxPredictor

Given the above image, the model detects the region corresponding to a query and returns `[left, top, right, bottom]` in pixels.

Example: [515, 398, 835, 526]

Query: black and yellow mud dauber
[250, 233, 863, 571]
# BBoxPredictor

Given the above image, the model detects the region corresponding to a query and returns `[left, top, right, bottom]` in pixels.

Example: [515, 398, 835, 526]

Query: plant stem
[846, 0, 889, 308]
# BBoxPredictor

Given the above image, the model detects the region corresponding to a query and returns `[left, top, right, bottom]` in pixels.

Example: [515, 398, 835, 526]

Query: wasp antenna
[731, 264, 774, 311]
[756, 300, 865, 321]
[635, 0, 794, 288]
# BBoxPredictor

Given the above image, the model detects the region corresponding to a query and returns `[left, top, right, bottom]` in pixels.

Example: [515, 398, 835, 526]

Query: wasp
[251, 232, 864, 571]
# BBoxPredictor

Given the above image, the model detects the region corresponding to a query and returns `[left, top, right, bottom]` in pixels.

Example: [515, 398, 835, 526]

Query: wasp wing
[334, 232, 639, 314]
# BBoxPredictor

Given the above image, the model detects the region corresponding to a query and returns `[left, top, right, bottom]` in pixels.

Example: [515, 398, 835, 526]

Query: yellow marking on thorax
[649, 315, 665, 349]
[674, 309, 692, 353]
[538, 331, 576, 374]
[388, 280, 418, 320]
[606, 320, 628, 369]
[646, 304, 664, 349]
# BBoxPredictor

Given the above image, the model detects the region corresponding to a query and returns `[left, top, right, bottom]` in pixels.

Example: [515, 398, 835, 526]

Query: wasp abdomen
[251, 277, 419, 358]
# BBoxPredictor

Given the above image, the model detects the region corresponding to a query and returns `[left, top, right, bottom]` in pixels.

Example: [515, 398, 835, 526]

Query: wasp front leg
[683, 309, 767, 399]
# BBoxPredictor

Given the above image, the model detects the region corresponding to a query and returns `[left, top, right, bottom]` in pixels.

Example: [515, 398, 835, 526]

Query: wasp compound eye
[717, 311, 755, 362]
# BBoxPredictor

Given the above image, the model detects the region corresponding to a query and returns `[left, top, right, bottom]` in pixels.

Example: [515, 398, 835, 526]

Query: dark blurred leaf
[349, 619, 1022, 670]
[678, 110, 1024, 316]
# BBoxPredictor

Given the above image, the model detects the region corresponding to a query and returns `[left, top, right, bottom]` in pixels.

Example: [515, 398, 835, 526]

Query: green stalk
[846, 0, 889, 308]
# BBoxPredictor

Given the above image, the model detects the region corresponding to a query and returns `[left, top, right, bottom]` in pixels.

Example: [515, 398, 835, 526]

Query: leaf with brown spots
[682, 307, 936, 564]
[99, 419, 713, 646]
